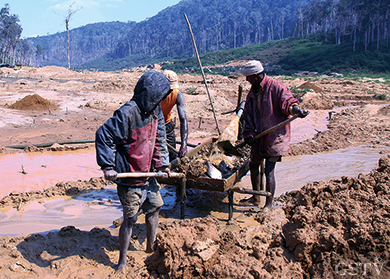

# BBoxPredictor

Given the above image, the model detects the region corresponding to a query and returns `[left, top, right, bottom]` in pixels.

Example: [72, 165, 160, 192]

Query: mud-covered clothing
[243, 73, 298, 163]
[117, 177, 164, 218]
[161, 88, 179, 125]
[95, 70, 170, 187]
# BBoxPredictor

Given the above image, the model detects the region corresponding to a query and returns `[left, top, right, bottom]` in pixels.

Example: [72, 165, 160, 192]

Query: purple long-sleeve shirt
[243, 74, 298, 162]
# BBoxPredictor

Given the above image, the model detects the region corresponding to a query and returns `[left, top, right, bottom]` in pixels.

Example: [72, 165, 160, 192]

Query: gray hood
[132, 70, 171, 113]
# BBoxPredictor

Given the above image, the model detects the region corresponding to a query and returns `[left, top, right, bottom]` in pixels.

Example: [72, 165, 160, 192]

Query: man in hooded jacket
[95, 70, 171, 273]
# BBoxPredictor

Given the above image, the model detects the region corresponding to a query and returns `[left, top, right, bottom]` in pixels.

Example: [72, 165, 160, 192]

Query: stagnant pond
[1, 143, 388, 237]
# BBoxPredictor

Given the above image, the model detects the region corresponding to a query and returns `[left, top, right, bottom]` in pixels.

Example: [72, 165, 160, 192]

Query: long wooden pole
[116, 172, 185, 179]
[184, 13, 221, 135]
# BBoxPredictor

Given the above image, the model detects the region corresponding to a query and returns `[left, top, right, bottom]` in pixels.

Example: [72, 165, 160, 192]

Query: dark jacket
[243, 74, 298, 161]
[95, 70, 170, 186]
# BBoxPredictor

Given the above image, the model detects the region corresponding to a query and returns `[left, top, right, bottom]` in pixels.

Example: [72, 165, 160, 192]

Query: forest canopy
[1, 0, 389, 72]
[0, 3, 31, 66]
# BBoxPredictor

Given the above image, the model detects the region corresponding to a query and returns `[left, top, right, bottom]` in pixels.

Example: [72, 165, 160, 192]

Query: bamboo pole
[184, 13, 221, 135]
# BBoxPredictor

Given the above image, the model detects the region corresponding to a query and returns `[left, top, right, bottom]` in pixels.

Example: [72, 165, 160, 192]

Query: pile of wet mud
[147, 216, 304, 278]
[176, 142, 250, 178]
[281, 155, 390, 278]
[9, 94, 59, 110]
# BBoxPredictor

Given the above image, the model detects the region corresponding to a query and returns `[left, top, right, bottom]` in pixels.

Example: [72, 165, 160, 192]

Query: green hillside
[161, 35, 390, 76]
[82, 34, 390, 75]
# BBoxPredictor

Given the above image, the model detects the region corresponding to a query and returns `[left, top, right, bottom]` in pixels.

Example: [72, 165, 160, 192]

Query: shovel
[218, 113, 302, 156]
[208, 101, 245, 159]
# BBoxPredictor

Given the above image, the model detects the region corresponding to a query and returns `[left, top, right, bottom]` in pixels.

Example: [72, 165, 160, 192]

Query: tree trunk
[66, 20, 70, 69]
[377, 21, 380, 50]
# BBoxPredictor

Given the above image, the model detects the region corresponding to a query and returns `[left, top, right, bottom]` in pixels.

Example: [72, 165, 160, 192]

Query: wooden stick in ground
[184, 13, 221, 135]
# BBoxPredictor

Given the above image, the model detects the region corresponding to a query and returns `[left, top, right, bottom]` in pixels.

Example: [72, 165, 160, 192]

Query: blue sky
[5, 0, 182, 38]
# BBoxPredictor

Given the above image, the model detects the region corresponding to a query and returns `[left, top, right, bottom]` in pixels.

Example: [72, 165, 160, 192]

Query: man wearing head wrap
[240, 60, 308, 209]
[95, 70, 171, 274]
[161, 69, 188, 161]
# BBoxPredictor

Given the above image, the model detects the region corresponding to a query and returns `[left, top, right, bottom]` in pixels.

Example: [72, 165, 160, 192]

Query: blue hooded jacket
[95, 70, 170, 186]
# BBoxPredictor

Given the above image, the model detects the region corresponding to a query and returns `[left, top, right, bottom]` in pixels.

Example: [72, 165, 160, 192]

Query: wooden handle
[235, 114, 300, 149]
[230, 186, 271, 196]
[116, 172, 185, 179]
[237, 84, 243, 107]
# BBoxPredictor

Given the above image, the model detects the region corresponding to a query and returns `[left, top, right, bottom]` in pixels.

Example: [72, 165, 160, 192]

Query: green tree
[0, 3, 23, 64]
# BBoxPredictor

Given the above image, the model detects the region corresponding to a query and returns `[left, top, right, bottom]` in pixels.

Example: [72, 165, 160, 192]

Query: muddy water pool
[1, 144, 388, 237]
[0, 148, 101, 198]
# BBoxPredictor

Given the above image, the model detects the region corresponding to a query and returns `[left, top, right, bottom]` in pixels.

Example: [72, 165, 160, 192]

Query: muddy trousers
[249, 160, 276, 207]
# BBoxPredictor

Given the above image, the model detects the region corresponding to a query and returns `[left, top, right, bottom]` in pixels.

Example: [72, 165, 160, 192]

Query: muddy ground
[0, 65, 390, 278]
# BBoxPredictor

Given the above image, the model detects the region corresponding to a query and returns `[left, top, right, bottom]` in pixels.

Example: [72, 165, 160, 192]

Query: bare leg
[259, 159, 265, 191]
[264, 160, 276, 208]
[249, 161, 261, 204]
[117, 214, 138, 272]
[145, 207, 160, 253]
[240, 162, 262, 205]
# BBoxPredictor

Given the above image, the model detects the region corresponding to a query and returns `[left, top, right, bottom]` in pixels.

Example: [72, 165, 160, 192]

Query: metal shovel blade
[205, 161, 222, 179]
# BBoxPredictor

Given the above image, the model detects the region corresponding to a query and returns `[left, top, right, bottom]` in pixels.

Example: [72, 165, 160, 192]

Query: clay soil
[0, 65, 390, 278]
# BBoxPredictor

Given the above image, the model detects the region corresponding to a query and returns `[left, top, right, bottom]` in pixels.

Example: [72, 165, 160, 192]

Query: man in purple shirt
[240, 60, 308, 209]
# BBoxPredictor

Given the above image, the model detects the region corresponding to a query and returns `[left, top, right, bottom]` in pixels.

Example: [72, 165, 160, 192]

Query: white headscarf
[163, 69, 179, 89]
[242, 60, 264, 76]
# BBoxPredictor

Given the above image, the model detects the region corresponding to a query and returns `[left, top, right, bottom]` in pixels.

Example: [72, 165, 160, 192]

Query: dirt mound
[298, 81, 324, 93]
[281, 155, 390, 278]
[9, 94, 59, 110]
[291, 82, 333, 110]
[33, 66, 71, 77]
[300, 92, 334, 110]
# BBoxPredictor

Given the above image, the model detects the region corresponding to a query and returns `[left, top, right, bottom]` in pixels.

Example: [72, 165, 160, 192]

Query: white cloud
[48, 0, 100, 14]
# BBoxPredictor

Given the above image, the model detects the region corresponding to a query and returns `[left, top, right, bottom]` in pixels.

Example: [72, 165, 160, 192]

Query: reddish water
[0, 149, 101, 198]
